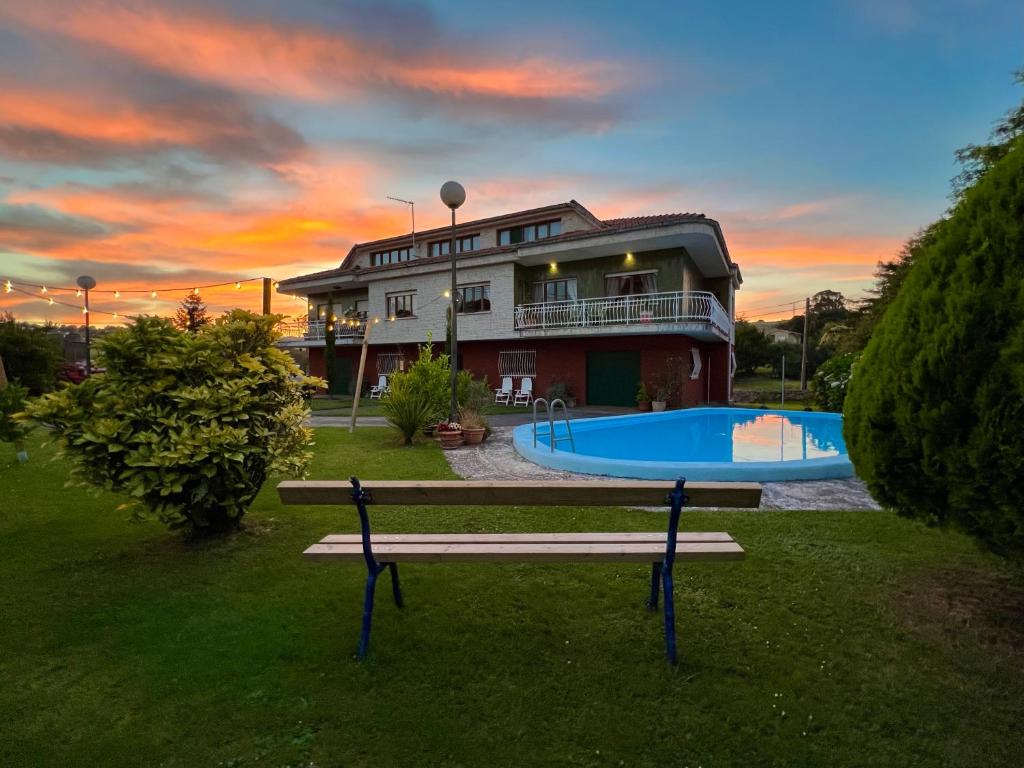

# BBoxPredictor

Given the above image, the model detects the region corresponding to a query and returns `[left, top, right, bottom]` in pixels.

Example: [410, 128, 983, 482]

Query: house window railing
[513, 290, 731, 338]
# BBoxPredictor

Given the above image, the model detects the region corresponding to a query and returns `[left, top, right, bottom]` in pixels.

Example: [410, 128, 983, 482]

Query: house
[277, 200, 742, 407]
[753, 320, 801, 345]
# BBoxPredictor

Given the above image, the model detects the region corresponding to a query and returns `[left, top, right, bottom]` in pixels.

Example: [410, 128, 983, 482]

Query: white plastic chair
[369, 374, 389, 399]
[513, 377, 533, 406]
[494, 376, 513, 406]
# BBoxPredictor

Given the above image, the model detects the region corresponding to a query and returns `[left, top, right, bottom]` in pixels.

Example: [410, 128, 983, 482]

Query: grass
[3, 429, 1024, 766]
[733, 374, 804, 393]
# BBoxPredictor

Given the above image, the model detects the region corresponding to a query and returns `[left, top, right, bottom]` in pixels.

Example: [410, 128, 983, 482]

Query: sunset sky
[0, 0, 1021, 325]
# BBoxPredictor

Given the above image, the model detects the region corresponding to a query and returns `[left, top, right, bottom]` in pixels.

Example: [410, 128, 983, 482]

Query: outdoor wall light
[549, 262, 558, 272]
[625, 252, 634, 263]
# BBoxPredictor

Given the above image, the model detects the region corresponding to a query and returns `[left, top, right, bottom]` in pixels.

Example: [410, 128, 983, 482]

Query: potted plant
[546, 377, 576, 408]
[652, 362, 681, 412]
[435, 420, 464, 449]
[459, 408, 487, 445]
[635, 382, 652, 412]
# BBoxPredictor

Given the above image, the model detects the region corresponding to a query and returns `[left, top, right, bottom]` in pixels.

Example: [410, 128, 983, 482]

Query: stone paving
[443, 427, 881, 511]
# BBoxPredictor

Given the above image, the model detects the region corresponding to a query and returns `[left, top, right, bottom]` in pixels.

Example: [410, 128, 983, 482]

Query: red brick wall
[316, 335, 733, 405]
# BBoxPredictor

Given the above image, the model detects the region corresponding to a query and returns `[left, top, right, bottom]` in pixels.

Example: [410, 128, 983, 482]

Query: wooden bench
[277, 477, 760, 664]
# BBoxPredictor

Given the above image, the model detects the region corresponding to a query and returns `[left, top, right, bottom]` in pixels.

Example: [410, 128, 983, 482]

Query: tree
[844, 134, 1024, 556]
[951, 68, 1023, 201]
[734, 320, 773, 375]
[0, 313, 62, 394]
[173, 292, 209, 333]
[25, 311, 323, 535]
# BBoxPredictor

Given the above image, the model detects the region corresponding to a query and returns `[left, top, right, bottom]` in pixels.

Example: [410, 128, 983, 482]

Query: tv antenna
[386, 196, 416, 248]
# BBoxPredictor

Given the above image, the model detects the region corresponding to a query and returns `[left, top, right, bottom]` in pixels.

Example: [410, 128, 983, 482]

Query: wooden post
[0, 353, 7, 387]
[799, 296, 809, 391]
[262, 278, 272, 315]
[350, 320, 374, 433]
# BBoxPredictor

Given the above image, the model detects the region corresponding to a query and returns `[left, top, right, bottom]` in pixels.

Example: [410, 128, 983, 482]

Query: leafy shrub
[458, 373, 491, 413]
[0, 382, 32, 462]
[382, 372, 437, 445]
[24, 311, 322, 534]
[844, 136, 1024, 556]
[812, 353, 858, 412]
[0, 314, 62, 394]
[635, 382, 650, 403]
[402, 342, 451, 422]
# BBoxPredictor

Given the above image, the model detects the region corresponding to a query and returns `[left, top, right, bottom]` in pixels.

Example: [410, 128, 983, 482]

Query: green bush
[381, 372, 437, 445]
[0, 314, 63, 394]
[458, 372, 491, 412]
[24, 311, 322, 534]
[402, 342, 451, 422]
[0, 382, 32, 462]
[812, 353, 858, 412]
[844, 136, 1024, 555]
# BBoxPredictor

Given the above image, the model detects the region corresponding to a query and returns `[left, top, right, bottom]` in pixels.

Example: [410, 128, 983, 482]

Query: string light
[48, 297, 54, 305]
[3, 280, 11, 293]
[40, 285, 47, 294]
[114, 290, 120, 298]
[150, 290, 157, 298]
[82, 307, 88, 314]
[235, 282, 241, 289]
[76, 289, 82, 297]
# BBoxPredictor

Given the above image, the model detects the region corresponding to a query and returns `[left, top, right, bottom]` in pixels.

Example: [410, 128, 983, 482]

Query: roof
[279, 202, 733, 289]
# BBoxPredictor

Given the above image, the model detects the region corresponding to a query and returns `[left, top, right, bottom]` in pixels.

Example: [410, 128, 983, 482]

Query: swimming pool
[512, 408, 853, 481]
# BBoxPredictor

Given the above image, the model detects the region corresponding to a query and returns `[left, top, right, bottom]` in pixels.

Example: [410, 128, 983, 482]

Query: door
[328, 355, 352, 395]
[586, 350, 641, 406]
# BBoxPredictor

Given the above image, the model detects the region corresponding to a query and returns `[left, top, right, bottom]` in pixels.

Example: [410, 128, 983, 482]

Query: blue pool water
[511, 408, 853, 481]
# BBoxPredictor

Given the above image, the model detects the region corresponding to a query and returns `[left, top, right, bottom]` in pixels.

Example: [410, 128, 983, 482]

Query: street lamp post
[76, 275, 96, 376]
[439, 181, 466, 422]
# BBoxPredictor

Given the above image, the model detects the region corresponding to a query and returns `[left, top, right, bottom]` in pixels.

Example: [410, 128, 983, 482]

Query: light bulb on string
[48, 297, 54, 305]
[4, 280, 13, 293]
[114, 290, 120, 299]
[151, 290, 157, 298]
[41, 285, 47, 294]
[235, 282, 241, 289]
[76, 289, 82, 297]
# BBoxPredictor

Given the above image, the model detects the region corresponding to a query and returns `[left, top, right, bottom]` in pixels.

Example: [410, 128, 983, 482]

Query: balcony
[304, 319, 365, 342]
[513, 290, 731, 342]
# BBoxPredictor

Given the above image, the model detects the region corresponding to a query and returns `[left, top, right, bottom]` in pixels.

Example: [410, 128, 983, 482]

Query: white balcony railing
[514, 290, 731, 339]
[304, 319, 365, 341]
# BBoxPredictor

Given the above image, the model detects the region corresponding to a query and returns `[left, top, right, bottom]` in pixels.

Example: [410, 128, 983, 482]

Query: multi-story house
[277, 200, 742, 406]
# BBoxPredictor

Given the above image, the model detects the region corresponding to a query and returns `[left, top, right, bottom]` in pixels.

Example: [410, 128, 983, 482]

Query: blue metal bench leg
[662, 564, 677, 665]
[387, 562, 404, 608]
[646, 562, 662, 609]
[357, 567, 381, 660]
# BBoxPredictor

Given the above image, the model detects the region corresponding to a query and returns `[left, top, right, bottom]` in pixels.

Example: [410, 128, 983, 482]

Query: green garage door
[327, 355, 352, 396]
[586, 350, 641, 406]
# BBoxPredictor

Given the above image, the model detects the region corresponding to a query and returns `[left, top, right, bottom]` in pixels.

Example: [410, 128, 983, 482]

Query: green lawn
[3, 429, 1023, 766]
[733, 374, 804, 393]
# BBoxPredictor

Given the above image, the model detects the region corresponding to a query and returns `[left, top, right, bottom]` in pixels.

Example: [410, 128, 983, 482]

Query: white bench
[277, 478, 759, 663]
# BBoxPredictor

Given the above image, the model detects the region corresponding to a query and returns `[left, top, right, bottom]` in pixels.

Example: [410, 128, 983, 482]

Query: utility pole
[262, 277, 272, 315]
[781, 353, 786, 407]
[799, 296, 810, 391]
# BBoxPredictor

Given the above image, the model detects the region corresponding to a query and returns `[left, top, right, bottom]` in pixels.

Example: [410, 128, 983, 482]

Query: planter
[637, 400, 652, 412]
[438, 431, 464, 450]
[565, 398, 577, 408]
[651, 401, 667, 412]
[463, 427, 486, 445]
[423, 425, 436, 437]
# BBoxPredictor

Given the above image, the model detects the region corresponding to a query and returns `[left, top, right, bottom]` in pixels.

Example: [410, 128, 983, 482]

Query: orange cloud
[2, 2, 623, 104]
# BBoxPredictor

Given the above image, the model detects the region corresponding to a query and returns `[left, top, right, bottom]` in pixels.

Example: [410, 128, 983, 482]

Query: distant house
[278, 200, 743, 406]
[753, 320, 801, 345]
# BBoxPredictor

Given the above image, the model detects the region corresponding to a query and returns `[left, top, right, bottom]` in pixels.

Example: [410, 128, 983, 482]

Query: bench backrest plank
[319, 532, 736, 544]
[278, 480, 761, 509]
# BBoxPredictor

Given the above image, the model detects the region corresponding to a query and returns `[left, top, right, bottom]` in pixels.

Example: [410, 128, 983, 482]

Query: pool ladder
[532, 397, 576, 453]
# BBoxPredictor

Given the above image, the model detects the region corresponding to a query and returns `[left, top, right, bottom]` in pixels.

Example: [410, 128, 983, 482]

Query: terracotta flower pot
[439, 431, 464, 449]
[463, 427, 485, 445]
[652, 401, 667, 412]
[637, 401, 652, 412]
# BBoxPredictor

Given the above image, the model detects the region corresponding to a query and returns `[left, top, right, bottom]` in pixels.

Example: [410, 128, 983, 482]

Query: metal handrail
[531, 397, 576, 453]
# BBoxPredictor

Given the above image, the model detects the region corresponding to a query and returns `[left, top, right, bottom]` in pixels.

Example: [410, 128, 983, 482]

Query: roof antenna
[386, 196, 416, 250]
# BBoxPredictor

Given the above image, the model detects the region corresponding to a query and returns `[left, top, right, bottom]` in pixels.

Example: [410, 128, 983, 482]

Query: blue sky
[0, 0, 1020, 322]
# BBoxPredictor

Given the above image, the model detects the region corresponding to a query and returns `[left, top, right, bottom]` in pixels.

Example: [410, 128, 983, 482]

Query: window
[386, 292, 415, 318]
[532, 278, 577, 303]
[429, 234, 481, 257]
[371, 247, 415, 266]
[499, 219, 562, 246]
[458, 283, 490, 314]
[605, 270, 658, 296]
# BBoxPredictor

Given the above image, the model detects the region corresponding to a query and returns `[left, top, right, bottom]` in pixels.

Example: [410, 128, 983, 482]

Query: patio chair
[514, 377, 534, 406]
[494, 376, 513, 406]
[369, 375, 389, 400]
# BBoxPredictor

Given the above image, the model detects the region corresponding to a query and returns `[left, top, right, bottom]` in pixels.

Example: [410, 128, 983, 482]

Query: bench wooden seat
[305, 532, 744, 563]
[278, 477, 758, 664]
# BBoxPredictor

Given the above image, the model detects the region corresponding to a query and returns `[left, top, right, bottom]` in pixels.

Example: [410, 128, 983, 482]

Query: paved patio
[443, 426, 881, 511]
